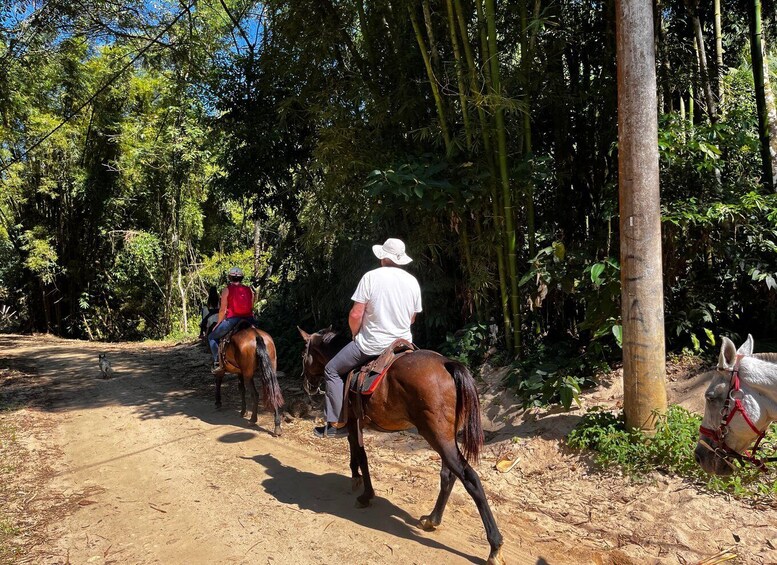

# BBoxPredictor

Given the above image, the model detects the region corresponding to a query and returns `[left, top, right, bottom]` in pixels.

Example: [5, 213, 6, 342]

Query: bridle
[301, 338, 325, 397]
[698, 355, 777, 471]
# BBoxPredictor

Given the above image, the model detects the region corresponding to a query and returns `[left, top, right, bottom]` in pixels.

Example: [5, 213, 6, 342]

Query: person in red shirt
[209, 267, 255, 375]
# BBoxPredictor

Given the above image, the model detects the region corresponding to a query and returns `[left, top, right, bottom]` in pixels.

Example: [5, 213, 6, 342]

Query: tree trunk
[616, 0, 668, 431]
[714, 0, 724, 106]
[762, 51, 777, 186]
[178, 266, 188, 334]
[253, 216, 263, 281]
[750, 0, 775, 190]
[655, 0, 673, 113]
[686, 1, 717, 122]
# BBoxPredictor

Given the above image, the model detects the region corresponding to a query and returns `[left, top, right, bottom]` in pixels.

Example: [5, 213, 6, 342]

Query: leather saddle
[347, 338, 418, 396]
[341, 339, 418, 447]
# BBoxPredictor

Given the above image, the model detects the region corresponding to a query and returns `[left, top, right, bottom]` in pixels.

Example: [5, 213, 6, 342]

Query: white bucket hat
[372, 238, 412, 265]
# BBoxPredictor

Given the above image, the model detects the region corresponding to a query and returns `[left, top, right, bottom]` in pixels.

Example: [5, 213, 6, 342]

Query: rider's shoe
[313, 424, 348, 439]
[211, 362, 225, 377]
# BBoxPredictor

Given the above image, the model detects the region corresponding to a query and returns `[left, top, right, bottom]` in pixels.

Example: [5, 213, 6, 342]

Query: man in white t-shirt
[314, 238, 422, 438]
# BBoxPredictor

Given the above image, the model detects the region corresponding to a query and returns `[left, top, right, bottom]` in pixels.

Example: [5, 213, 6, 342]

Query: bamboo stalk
[446, 0, 472, 150]
[454, 0, 511, 346]
[485, 0, 521, 355]
[713, 0, 724, 106]
[520, 0, 535, 256]
[422, 0, 442, 73]
[409, 6, 453, 153]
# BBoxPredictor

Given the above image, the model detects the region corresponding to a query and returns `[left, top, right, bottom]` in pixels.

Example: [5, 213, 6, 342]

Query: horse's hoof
[351, 476, 363, 492]
[250, 416, 258, 424]
[215, 402, 221, 409]
[486, 547, 505, 565]
[419, 516, 438, 531]
[273, 427, 282, 437]
[356, 492, 375, 508]
[240, 410, 246, 417]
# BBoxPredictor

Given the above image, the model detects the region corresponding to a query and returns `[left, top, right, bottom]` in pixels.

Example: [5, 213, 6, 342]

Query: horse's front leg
[215, 375, 223, 408]
[350, 421, 374, 508]
[347, 423, 362, 492]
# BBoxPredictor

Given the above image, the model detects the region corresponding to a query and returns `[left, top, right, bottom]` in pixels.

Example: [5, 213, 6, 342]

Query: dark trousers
[323, 341, 373, 423]
[208, 316, 253, 363]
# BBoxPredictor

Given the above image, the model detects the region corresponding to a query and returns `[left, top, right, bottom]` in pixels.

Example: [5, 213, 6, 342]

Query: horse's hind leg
[438, 443, 504, 565]
[238, 377, 247, 417]
[419, 461, 456, 531]
[272, 407, 282, 437]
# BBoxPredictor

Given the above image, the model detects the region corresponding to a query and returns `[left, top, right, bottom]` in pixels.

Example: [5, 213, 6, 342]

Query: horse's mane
[753, 352, 777, 364]
[316, 329, 351, 352]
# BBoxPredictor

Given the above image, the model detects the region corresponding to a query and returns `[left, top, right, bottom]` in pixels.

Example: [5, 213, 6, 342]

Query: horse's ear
[737, 334, 754, 356]
[324, 325, 332, 333]
[297, 326, 311, 341]
[718, 336, 737, 370]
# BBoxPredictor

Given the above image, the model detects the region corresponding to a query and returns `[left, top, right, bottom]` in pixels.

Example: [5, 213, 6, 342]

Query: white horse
[695, 335, 777, 475]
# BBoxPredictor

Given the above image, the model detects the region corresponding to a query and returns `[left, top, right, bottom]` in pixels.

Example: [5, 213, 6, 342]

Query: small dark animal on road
[98, 354, 113, 379]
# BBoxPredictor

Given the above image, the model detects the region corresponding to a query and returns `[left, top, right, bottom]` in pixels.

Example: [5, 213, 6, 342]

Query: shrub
[439, 322, 493, 366]
[567, 405, 777, 498]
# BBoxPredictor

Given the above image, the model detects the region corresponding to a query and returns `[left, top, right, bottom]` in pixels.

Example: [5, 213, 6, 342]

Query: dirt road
[1, 334, 591, 565]
[2, 334, 776, 565]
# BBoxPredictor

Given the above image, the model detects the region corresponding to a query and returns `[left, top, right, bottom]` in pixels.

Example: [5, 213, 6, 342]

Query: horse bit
[698, 355, 776, 471]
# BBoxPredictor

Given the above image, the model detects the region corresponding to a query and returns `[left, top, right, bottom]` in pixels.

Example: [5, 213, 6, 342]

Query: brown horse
[216, 327, 284, 436]
[298, 328, 504, 565]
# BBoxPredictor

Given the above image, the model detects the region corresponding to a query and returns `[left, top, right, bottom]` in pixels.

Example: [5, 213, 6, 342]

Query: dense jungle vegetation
[1, 0, 777, 395]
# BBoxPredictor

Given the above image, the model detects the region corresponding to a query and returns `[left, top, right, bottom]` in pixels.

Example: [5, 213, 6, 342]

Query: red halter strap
[699, 355, 771, 470]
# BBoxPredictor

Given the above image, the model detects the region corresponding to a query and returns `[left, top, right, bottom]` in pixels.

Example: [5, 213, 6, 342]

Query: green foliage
[516, 369, 582, 410]
[520, 242, 622, 352]
[196, 249, 254, 291]
[439, 322, 492, 366]
[568, 406, 777, 498]
[0, 0, 774, 389]
[365, 157, 485, 212]
[508, 340, 603, 409]
[662, 190, 777, 350]
[21, 229, 62, 285]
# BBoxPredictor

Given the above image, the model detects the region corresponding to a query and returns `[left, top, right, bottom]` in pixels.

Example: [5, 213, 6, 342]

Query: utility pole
[616, 0, 668, 431]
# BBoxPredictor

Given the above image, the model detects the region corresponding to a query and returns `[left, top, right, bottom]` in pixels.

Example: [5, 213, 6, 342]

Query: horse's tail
[255, 336, 284, 411]
[445, 359, 484, 464]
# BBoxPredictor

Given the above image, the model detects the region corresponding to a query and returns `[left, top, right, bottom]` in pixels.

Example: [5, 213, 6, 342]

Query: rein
[301, 338, 325, 397]
[699, 355, 777, 471]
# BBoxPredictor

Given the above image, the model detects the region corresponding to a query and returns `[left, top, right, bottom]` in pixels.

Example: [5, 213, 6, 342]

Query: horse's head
[694, 334, 774, 475]
[297, 326, 346, 396]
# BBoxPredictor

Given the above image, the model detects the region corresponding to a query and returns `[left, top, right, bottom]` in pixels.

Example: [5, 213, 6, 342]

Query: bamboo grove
[2, 1, 777, 385]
